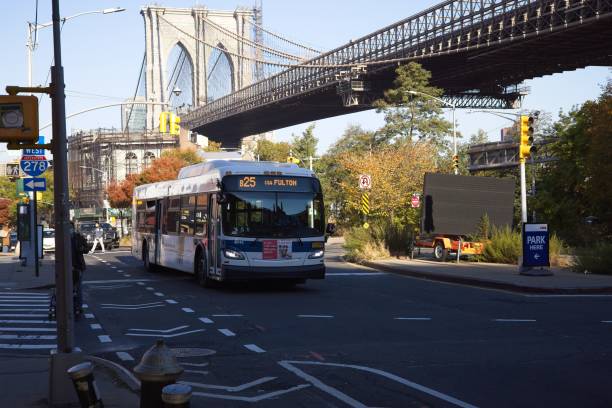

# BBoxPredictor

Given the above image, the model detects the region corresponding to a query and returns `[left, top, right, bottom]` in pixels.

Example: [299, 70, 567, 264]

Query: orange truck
[413, 173, 515, 261]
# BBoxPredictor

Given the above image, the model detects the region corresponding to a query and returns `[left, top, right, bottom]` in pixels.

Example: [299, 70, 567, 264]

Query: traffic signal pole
[520, 159, 528, 223]
[50, 0, 74, 353]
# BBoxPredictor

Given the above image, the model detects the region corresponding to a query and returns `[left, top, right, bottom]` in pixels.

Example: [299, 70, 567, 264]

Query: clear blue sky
[1, 0, 609, 161]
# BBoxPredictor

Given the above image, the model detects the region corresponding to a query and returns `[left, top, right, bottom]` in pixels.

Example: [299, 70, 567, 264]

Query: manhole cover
[171, 348, 216, 358]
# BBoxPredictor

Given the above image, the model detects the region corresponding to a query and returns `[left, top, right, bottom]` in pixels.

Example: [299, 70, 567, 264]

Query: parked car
[77, 222, 118, 251]
[42, 228, 55, 252]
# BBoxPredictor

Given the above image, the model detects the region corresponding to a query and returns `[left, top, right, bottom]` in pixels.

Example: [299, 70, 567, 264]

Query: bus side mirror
[325, 223, 336, 235]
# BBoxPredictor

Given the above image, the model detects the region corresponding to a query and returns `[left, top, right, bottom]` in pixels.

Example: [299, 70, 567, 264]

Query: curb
[86, 355, 141, 393]
[361, 261, 612, 294]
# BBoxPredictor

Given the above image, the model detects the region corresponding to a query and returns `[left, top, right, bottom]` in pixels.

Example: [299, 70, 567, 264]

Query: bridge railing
[184, 0, 611, 129]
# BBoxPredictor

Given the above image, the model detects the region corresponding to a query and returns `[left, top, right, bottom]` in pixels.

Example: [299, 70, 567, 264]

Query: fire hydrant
[134, 339, 184, 408]
[67, 361, 104, 408]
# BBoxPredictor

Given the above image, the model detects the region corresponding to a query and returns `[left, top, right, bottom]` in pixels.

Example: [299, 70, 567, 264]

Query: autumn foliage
[106, 148, 202, 209]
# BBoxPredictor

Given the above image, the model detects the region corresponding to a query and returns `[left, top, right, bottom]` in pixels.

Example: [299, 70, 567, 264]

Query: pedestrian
[89, 222, 105, 254]
[70, 222, 87, 315]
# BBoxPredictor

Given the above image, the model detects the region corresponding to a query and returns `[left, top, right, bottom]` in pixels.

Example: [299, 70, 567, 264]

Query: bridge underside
[192, 14, 612, 147]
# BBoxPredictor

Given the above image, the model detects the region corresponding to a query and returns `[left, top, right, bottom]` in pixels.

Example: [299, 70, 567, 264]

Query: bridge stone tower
[141, 6, 258, 130]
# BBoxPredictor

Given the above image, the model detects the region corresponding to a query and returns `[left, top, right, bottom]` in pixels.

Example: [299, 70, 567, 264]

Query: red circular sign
[411, 194, 420, 208]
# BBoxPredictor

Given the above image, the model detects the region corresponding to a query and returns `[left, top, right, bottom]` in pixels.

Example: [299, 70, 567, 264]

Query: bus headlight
[223, 249, 245, 260]
[308, 250, 324, 259]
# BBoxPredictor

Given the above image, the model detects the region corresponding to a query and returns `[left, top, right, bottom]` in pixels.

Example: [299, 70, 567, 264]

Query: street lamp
[406, 90, 458, 175]
[26, 7, 126, 87]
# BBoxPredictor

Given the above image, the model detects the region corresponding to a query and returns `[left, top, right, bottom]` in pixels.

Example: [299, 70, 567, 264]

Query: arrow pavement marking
[126, 329, 205, 338]
[127, 325, 189, 333]
[190, 384, 310, 403]
[180, 377, 277, 392]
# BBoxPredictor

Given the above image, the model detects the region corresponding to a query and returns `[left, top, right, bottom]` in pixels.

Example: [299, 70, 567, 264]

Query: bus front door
[208, 194, 220, 276]
[154, 199, 163, 265]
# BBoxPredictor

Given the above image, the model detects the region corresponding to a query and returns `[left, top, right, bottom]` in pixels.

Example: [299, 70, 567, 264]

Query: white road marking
[191, 384, 310, 402]
[280, 360, 478, 408]
[0, 319, 55, 324]
[395, 317, 432, 321]
[0, 334, 56, 340]
[111, 266, 117, 269]
[0, 299, 48, 303]
[181, 377, 277, 392]
[82, 304, 89, 309]
[88, 284, 132, 290]
[0, 292, 48, 296]
[212, 314, 243, 317]
[523, 294, 612, 298]
[124, 274, 132, 277]
[297, 315, 334, 318]
[101, 302, 164, 307]
[136, 282, 145, 286]
[185, 369, 209, 375]
[154, 292, 165, 297]
[0, 343, 57, 349]
[199, 317, 214, 324]
[243, 344, 266, 353]
[146, 287, 155, 291]
[98, 335, 112, 343]
[128, 325, 189, 333]
[117, 270, 124, 272]
[601, 321, 612, 323]
[101, 304, 165, 310]
[84, 313, 95, 319]
[182, 362, 209, 367]
[0, 314, 48, 317]
[218, 329, 235, 337]
[126, 329, 205, 338]
[116, 351, 134, 361]
[493, 319, 536, 322]
[90, 324, 102, 330]
[165, 299, 178, 304]
[182, 308, 195, 313]
[326, 272, 383, 276]
[0, 327, 55, 332]
[84, 279, 153, 284]
[0, 308, 48, 311]
[0, 304, 49, 307]
[0, 296, 50, 300]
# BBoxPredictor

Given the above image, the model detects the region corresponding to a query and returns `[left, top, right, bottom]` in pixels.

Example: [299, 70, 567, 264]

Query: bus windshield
[222, 192, 324, 238]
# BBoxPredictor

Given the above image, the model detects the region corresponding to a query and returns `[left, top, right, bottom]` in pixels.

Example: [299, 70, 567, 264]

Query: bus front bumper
[220, 264, 325, 281]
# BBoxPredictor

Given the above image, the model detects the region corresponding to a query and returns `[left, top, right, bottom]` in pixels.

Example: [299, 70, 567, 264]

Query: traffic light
[159, 112, 170, 133]
[0, 95, 39, 147]
[452, 155, 459, 170]
[169, 113, 181, 135]
[287, 156, 300, 164]
[519, 115, 536, 160]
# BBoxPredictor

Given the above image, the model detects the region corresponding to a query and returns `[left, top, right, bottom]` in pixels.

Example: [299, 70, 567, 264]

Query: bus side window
[166, 197, 180, 234]
[179, 195, 195, 235]
[195, 193, 208, 237]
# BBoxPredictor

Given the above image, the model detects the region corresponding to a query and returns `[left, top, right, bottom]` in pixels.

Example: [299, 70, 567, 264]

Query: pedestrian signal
[519, 115, 536, 160]
[0, 95, 39, 147]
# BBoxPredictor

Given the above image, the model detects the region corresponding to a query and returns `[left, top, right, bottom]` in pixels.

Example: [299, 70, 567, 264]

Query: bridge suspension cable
[242, 18, 321, 55]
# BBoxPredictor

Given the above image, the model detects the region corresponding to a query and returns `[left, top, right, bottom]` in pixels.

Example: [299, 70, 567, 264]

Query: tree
[374, 62, 455, 152]
[160, 147, 202, 165]
[327, 124, 378, 156]
[107, 174, 137, 209]
[254, 139, 291, 162]
[291, 123, 318, 160]
[204, 140, 222, 152]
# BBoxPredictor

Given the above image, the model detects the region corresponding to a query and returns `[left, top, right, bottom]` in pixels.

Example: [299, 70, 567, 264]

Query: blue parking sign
[522, 223, 550, 268]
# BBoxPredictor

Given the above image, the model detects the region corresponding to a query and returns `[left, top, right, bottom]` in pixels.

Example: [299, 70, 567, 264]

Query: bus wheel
[433, 241, 448, 262]
[143, 243, 156, 273]
[195, 251, 213, 288]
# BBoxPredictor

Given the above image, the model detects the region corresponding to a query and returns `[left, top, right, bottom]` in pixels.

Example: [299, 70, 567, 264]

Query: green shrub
[479, 226, 521, 264]
[343, 226, 389, 262]
[573, 242, 612, 275]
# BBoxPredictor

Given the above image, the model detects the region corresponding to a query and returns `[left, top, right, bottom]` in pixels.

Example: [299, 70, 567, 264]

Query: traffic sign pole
[33, 189, 39, 277]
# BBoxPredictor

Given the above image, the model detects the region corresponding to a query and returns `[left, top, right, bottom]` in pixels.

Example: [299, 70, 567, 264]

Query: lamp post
[26, 7, 125, 87]
[406, 90, 458, 175]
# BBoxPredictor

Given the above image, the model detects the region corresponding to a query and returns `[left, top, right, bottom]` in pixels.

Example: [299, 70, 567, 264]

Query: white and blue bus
[132, 160, 330, 286]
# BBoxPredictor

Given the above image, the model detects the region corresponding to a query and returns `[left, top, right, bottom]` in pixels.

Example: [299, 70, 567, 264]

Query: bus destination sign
[224, 175, 320, 193]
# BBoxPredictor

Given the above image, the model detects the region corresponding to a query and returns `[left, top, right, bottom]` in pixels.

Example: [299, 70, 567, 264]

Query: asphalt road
[3, 242, 612, 407]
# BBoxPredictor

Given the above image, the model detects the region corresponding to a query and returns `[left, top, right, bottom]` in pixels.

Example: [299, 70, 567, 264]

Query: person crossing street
[88, 223, 105, 254]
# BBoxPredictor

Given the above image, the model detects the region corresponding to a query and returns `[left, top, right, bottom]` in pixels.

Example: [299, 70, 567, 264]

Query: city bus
[132, 160, 330, 286]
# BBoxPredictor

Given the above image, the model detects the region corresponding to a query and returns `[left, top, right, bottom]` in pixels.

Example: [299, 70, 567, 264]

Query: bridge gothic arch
[141, 6, 257, 130]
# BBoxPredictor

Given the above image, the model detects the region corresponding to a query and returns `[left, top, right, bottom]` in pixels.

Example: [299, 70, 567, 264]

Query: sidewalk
[0, 255, 55, 290]
[362, 257, 612, 294]
[0, 354, 139, 407]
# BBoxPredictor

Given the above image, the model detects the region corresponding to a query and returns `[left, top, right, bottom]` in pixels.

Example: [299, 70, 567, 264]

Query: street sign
[411, 193, 420, 208]
[23, 177, 46, 192]
[361, 192, 370, 215]
[522, 223, 550, 268]
[23, 136, 46, 156]
[358, 174, 372, 190]
[5, 163, 20, 177]
[20, 156, 49, 177]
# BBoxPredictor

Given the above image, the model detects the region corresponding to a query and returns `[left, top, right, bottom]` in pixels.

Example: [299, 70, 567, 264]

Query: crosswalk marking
[0, 291, 57, 350]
